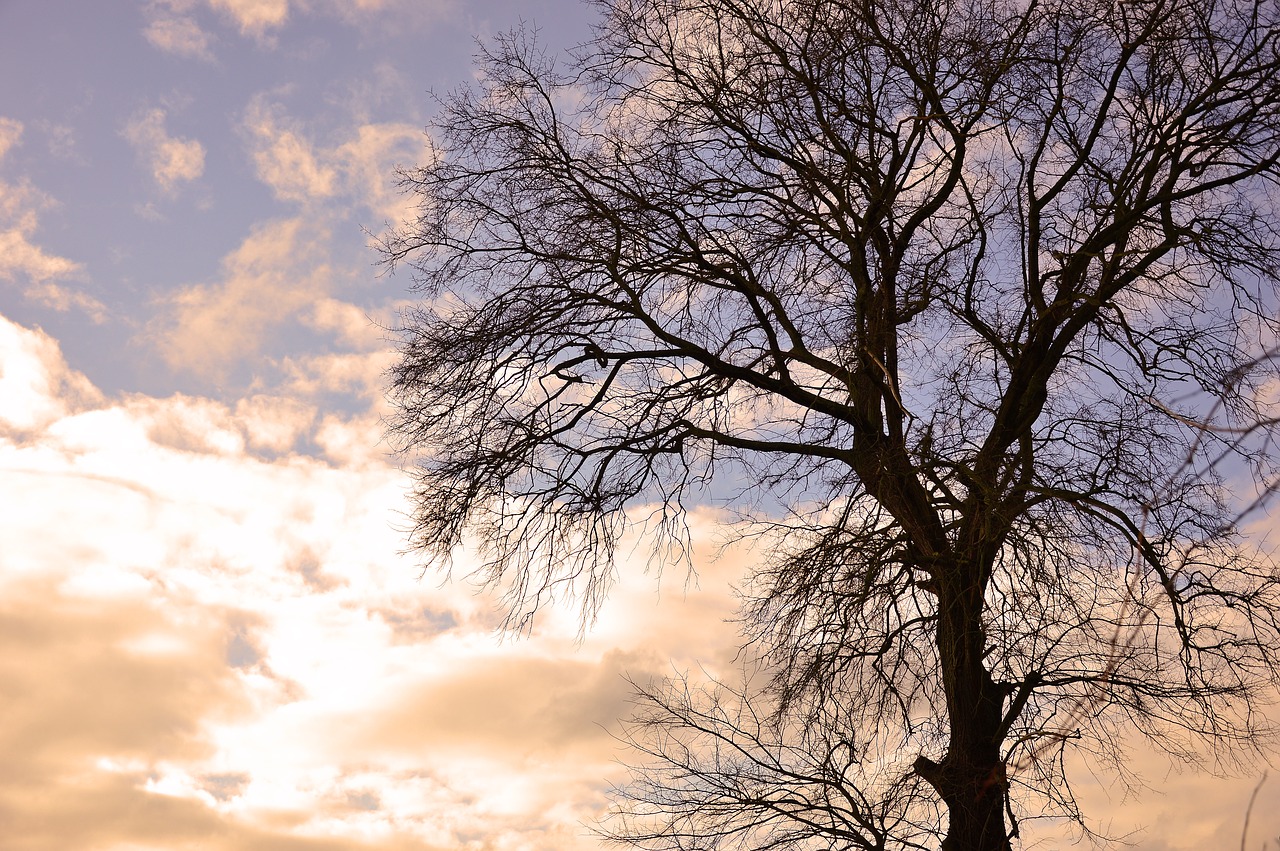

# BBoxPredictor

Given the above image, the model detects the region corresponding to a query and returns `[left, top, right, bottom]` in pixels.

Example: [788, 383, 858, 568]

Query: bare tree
[381, 0, 1280, 847]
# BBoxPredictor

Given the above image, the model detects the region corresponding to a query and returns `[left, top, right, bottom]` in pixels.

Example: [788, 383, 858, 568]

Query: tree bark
[916, 560, 1012, 851]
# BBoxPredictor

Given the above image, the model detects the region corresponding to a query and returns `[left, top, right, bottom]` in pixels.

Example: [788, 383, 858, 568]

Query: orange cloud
[4, 310, 1277, 851]
[142, 6, 216, 61]
[0, 118, 103, 319]
[241, 96, 421, 220]
[155, 217, 331, 378]
[210, 0, 290, 37]
[122, 107, 207, 194]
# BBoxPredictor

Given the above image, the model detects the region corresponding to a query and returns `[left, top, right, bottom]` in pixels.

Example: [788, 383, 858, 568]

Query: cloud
[0, 315, 102, 433]
[141, 0, 449, 58]
[143, 0, 288, 52]
[305, 297, 386, 350]
[148, 216, 397, 392]
[210, 0, 290, 37]
[0, 118, 102, 319]
[344, 649, 649, 761]
[242, 96, 421, 220]
[122, 107, 207, 194]
[155, 217, 330, 378]
[333, 122, 424, 223]
[0, 310, 729, 851]
[243, 98, 339, 203]
[0, 228, 84, 286]
[9, 309, 1277, 851]
[278, 351, 395, 401]
[0, 117, 22, 160]
[142, 3, 217, 60]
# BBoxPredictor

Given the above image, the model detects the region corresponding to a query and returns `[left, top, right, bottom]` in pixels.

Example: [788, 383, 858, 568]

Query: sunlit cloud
[0, 311, 655, 850]
[142, 3, 218, 60]
[209, 0, 291, 37]
[6, 308, 1275, 849]
[0, 118, 103, 320]
[122, 107, 207, 194]
[243, 97, 338, 203]
[141, 0, 448, 56]
[305, 297, 386, 351]
[242, 96, 421, 221]
[0, 314, 103, 433]
[334, 122, 424, 224]
[0, 117, 22, 160]
[154, 217, 331, 378]
[147, 210, 399, 391]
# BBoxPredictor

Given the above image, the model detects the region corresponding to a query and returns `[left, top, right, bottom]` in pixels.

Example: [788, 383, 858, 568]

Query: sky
[0, 1, 1278, 849]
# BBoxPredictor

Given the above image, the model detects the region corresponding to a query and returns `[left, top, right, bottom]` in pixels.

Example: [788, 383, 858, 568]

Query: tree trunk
[916, 562, 1012, 851]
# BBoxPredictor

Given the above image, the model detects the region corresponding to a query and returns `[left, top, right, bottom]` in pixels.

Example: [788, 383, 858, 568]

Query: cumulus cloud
[210, 0, 290, 37]
[243, 98, 339, 204]
[123, 107, 207, 194]
[148, 217, 397, 391]
[0, 316, 103, 433]
[143, 5, 217, 60]
[0, 310, 665, 850]
[7, 309, 1275, 851]
[242, 96, 421, 220]
[155, 217, 330, 378]
[0, 118, 102, 319]
[141, 0, 448, 57]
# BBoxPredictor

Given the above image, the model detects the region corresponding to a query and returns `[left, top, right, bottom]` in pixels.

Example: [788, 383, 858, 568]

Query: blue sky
[0, 0, 592, 401]
[0, 1, 1277, 849]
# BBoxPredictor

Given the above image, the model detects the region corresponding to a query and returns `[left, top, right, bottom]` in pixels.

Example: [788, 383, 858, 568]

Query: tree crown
[383, 0, 1280, 845]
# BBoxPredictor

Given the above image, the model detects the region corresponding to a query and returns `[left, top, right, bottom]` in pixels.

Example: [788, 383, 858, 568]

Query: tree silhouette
[382, 0, 1280, 846]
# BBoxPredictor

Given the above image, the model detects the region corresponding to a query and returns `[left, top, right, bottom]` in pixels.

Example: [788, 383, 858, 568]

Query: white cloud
[0, 310, 638, 849]
[7, 309, 1276, 850]
[122, 107, 207, 194]
[0, 316, 103, 432]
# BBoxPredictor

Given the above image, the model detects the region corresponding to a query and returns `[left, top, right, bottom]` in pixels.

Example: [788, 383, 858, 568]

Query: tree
[381, 0, 1280, 847]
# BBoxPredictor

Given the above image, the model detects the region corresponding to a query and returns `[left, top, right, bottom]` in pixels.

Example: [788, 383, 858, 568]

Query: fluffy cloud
[6, 308, 1278, 850]
[0, 309, 764, 851]
[242, 96, 421, 221]
[155, 217, 330, 378]
[0, 118, 102, 319]
[143, 0, 287, 54]
[0, 316, 102, 432]
[0, 117, 22, 160]
[0, 312, 583, 848]
[243, 99, 339, 204]
[210, 0, 290, 36]
[148, 216, 399, 390]
[143, 8, 217, 60]
[123, 107, 207, 194]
